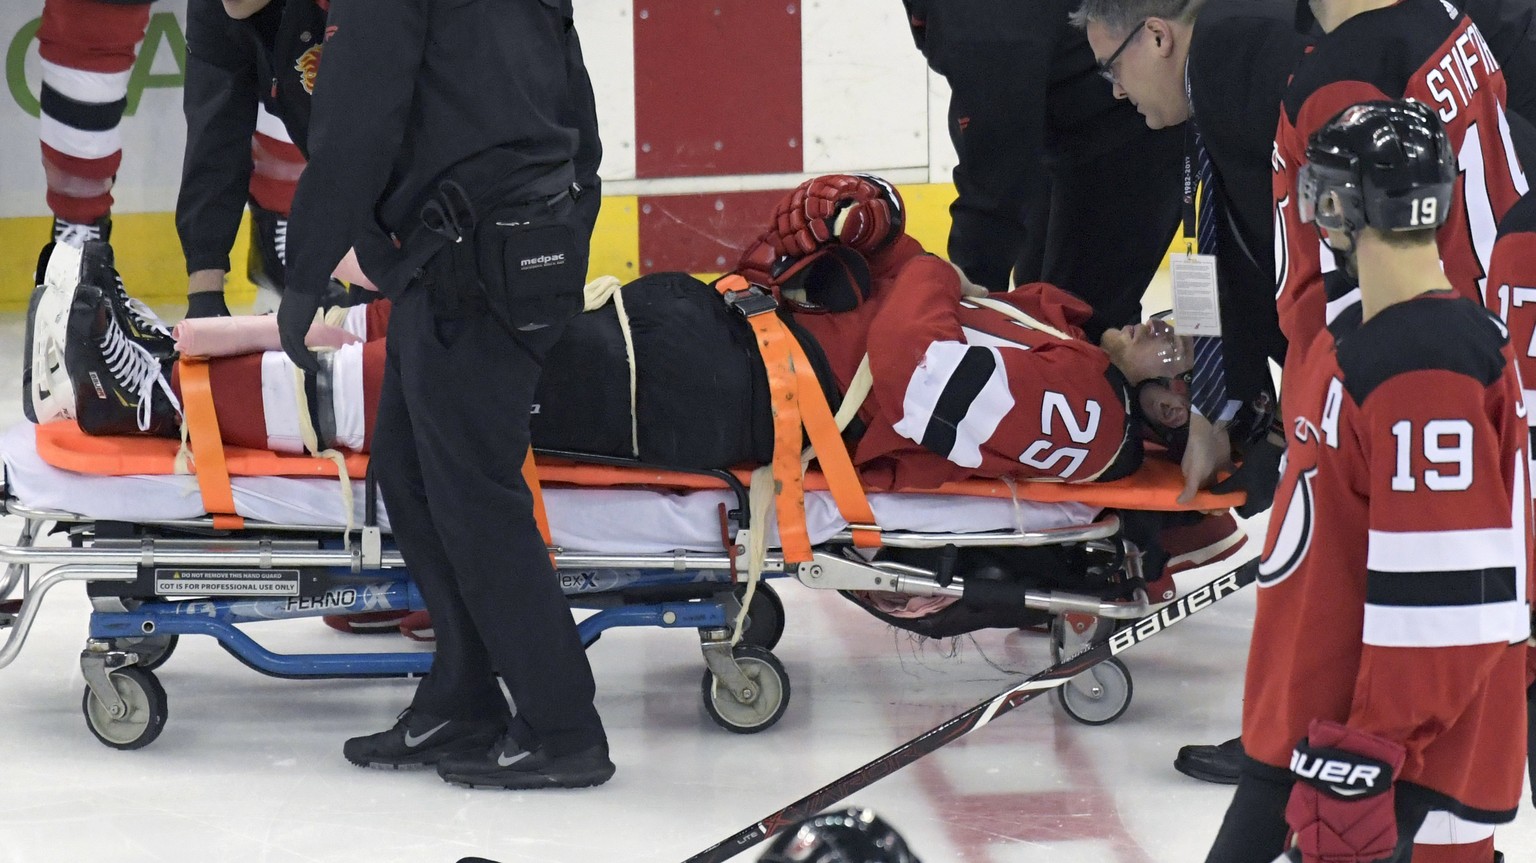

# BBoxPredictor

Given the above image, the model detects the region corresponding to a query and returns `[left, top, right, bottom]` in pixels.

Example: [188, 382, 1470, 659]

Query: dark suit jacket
[1187, 0, 1310, 403]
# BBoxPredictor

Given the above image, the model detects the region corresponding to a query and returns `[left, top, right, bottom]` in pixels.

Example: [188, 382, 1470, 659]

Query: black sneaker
[436, 736, 615, 790]
[65, 242, 182, 437]
[1173, 735, 1244, 785]
[342, 709, 501, 770]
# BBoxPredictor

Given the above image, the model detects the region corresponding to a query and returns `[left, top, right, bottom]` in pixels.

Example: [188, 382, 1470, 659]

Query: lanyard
[1182, 60, 1200, 246]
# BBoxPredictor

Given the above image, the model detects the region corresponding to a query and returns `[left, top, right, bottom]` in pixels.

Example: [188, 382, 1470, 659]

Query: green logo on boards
[6, 12, 186, 119]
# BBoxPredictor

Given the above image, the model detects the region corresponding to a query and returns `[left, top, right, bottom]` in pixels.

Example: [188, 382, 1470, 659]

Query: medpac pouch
[474, 194, 588, 329]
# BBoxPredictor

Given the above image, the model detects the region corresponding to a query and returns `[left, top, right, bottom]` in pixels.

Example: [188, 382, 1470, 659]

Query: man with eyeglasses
[899, 0, 1183, 334]
[1074, 0, 1304, 538]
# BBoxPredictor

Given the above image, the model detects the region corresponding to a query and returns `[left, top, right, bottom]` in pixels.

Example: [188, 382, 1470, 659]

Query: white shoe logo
[496, 749, 531, 768]
[402, 720, 450, 748]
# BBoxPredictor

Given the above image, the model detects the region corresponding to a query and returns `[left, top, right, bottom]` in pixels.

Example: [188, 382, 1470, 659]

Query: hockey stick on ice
[681, 559, 1260, 863]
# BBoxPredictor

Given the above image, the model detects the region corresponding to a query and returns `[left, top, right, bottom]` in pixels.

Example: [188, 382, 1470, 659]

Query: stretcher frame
[0, 443, 1157, 749]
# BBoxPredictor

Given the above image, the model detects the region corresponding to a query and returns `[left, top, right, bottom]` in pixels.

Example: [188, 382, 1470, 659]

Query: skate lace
[55, 221, 104, 248]
[99, 313, 182, 432]
[112, 274, 172, 340]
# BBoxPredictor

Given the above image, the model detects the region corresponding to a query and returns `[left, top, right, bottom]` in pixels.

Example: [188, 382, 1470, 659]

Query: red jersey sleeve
[1489, 211, 1536, 425]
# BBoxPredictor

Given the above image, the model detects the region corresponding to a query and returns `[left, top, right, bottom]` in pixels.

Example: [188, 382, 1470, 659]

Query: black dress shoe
[1174, 735, 1244, 784]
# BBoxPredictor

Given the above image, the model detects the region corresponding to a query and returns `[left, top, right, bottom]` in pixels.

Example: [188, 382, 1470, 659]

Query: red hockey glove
[1283, 719, 1406, 863]
[734, 233, 784, 291]
[768, 174, 905, 258]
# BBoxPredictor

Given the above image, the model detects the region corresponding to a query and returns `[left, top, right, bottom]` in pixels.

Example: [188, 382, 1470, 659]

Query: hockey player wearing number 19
[1203, 100, 1532, 863]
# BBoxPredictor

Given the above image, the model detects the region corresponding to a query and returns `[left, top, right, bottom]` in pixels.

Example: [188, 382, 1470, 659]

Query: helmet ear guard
[1299, 99, 1458, 239]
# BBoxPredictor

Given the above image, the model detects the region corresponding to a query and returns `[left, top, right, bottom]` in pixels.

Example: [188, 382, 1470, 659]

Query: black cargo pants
[373, 235, 605, 758]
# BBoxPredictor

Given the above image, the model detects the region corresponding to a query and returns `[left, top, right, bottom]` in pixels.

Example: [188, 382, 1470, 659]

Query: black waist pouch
[473, 191, 589, 329]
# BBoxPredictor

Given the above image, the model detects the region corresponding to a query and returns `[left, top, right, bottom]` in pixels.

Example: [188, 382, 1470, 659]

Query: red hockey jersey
[1489, 193, 1536, 443]
[787, 246, 1138, 491]
[1273, 0, 1530, 366]
[1248, 293, 1531, 821]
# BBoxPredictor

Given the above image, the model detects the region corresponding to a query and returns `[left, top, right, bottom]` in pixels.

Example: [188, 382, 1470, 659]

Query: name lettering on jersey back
[1426, 23, 1502, 124]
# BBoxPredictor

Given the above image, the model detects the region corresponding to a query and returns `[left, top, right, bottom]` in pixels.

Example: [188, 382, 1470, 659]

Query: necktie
[1188, 125, 1239, 424]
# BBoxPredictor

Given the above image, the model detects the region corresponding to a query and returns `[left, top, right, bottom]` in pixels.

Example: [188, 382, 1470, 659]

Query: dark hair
[1069, 0, 1206, 31]
[1132, 378, 1191, 461]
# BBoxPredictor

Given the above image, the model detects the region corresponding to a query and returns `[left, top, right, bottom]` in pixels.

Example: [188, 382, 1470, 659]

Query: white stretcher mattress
[0, 424, 1101, 554]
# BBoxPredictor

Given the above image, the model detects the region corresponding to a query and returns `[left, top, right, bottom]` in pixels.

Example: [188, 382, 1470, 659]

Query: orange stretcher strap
[178, 357, 244, 530]
[717, 275, 880, 562]
[521, 445, 555, 565]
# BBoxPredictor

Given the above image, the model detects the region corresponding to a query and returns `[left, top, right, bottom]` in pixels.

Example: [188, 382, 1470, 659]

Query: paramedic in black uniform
[177, 0, 328, 319]
[276, 0, 614, 790]
[901, 0, 1184, 331]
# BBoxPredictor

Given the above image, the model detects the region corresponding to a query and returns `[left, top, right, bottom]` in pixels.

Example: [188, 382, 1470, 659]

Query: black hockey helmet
[1298, 99, 1457, 239]
[758, 809, 922, 863]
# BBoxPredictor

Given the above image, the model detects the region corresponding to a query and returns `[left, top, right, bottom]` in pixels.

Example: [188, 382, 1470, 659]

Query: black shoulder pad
[1283, 0, 1458, 118]
[1337, 296, 1507, 404]
[1498, 193, 1536, 239]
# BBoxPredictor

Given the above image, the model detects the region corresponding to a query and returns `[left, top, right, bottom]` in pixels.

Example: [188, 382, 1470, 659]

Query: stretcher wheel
[701, 644, 790, 734]
[734, 582, 785, 650]
[116, 635, 178, 671]
[1055, 657, 1133, 726]
[82, 666, 168, 750]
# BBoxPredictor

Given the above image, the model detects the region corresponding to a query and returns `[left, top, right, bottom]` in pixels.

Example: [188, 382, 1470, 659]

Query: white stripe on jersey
[332, 342, 367, 451]
[39, 116, 119, 161]
[39, 59, 131, 105]
[1414, 811, 1497, 845]
[1324, 285, 1360, 326]
[891, 341, 1016, 469]
[342, 304, 372, 341]
[261, 352, 305, 454]
[256, 103, 295, 144]
[1497, 104, 1530, 197]
[1362, 598, 1529, 648]
[1366, 526, 1520, 573]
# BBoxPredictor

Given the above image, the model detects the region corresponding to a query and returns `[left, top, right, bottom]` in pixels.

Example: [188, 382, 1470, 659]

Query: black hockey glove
[1210, 434, 1284, 519]
[185, 291, 231, 319]
[277, 288, 322, 375]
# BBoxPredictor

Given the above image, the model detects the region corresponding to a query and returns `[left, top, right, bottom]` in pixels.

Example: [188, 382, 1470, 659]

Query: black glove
[277, 289, 322, 375]
[185, 291, 231, 319]
[1211, 434, 1284, 519]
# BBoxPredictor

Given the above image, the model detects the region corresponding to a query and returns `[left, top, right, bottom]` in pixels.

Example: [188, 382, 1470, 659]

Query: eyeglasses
[1145, 312, 1192, 370]
[1097, 19, 1148, 86]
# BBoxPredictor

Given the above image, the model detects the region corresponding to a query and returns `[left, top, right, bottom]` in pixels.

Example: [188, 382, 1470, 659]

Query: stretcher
[0, 413, 1242, 750]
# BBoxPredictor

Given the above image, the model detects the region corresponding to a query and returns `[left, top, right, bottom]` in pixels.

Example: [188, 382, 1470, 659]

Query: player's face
[1084, 19, 1188, 130]
[1102, 319, 1194, 382]
[223, 0, 274, 19]
[1139, 380, 1191, 431]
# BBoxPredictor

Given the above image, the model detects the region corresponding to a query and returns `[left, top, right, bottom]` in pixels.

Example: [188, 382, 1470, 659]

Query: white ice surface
[0, 295, 1530, 863]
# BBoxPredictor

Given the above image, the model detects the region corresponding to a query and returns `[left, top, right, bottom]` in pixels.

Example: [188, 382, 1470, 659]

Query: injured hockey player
[27, 176, 1256, 634]
[32, 177, 1224, 479]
